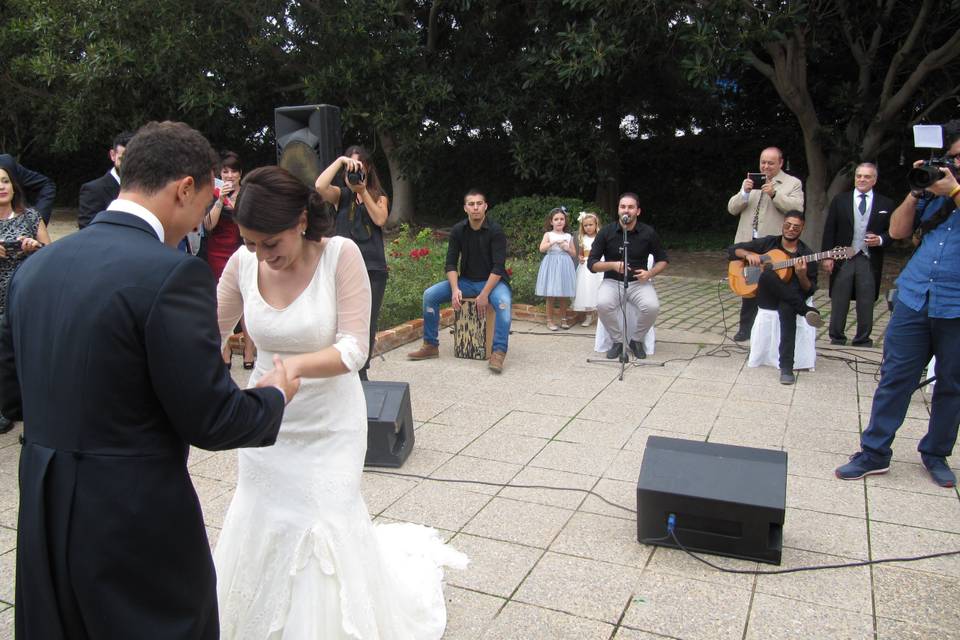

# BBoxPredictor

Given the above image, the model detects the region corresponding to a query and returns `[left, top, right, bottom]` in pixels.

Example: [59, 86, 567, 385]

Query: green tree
[680, 0, 960, 246]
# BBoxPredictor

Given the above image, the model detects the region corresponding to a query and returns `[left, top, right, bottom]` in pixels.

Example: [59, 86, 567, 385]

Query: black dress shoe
[851, 339, 874, 348]
[830, 337, 847, 346]
[629, 339, 646, 360]
[606, 343, 623, 360]
[732, 330, 750, 342]
[0, 414, 13, 434]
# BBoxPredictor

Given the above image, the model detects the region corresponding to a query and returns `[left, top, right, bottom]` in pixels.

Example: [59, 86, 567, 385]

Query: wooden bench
[453, 298, 494, 360]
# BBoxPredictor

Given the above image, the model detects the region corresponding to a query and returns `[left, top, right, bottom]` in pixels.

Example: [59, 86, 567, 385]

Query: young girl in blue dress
[535, 207, 578, 330]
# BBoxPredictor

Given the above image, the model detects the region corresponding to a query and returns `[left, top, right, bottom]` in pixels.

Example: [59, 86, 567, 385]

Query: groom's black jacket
[0, 211, 285, 639]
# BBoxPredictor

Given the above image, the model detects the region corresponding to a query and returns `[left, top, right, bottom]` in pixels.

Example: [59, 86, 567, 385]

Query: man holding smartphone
[727, 147, 804, 341]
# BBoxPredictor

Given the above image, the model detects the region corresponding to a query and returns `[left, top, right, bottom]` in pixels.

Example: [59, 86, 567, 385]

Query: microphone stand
[586, 215, 663, 381]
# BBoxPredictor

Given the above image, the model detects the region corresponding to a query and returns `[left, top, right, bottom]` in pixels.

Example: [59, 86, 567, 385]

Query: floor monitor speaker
[362, 381, 415, 468]
[636, 436, 786, 564]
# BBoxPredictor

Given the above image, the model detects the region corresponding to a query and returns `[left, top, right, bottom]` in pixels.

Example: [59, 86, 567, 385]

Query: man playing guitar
[727, 210, 823, 384]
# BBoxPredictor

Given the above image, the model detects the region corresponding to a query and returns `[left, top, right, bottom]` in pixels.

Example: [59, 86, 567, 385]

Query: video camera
[908, 124, 958, 190]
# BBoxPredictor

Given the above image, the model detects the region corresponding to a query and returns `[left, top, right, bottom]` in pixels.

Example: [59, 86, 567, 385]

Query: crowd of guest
[4, 121, 960, 488]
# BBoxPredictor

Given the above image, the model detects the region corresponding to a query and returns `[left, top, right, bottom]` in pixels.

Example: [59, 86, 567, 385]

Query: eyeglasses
[783, 222, 803, 230]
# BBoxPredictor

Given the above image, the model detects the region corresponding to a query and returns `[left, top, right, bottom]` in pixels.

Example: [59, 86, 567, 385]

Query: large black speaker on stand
[274, 104, 342, 188]
[636, 436, 787, 564]
[362, 381, 415, 468]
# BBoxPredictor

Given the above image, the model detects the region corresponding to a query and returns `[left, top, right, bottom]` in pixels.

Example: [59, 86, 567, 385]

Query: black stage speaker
[274, 104, 342, 188]
[362, 381, 415, 468]
[636, 436, 787, 564]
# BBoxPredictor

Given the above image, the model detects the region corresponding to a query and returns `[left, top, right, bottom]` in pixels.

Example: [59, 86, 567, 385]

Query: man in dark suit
[77, 131, 133, 229]
[0, 154, 56, 224]
[0, 121, 300, 639]
[822, 162, 894, 347]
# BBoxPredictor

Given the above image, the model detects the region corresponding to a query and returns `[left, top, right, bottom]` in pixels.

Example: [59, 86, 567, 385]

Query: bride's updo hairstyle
[234, 166, 334, 240]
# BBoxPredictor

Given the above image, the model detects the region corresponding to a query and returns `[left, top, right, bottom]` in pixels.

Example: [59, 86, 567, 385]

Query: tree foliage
[679, 0, 960, 245]
[2, 0, 957, 240]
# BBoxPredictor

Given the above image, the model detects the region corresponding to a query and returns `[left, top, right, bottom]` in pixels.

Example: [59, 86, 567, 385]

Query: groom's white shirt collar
[106, 198, 165, 243]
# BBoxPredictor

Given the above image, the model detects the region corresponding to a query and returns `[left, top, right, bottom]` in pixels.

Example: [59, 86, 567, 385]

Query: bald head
[759, 147, 784, 178]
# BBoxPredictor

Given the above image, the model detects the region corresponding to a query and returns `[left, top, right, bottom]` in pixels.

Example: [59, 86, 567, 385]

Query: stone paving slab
[0, 272, 953, 639]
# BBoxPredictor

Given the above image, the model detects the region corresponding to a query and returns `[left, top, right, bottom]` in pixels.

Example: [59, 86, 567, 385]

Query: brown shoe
[488, 350, 506, 373]
[407, 342, 439, 360]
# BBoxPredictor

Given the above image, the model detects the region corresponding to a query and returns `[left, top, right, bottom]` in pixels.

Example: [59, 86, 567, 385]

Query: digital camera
[346, 169, 366, 185]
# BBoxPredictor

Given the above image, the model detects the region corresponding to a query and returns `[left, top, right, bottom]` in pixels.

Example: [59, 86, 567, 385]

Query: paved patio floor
[0, 275, 955, 639]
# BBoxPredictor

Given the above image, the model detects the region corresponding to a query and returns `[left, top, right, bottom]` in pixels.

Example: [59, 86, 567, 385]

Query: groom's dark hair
[120, 121, 218, 195]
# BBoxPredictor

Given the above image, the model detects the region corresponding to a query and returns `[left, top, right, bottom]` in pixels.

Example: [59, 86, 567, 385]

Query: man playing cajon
[407, 188, 512, 373]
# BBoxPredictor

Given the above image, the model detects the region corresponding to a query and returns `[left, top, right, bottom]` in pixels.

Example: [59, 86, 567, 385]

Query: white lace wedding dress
[214, 236, 467, 639]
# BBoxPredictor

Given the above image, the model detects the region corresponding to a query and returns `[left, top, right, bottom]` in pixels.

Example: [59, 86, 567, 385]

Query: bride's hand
[257, 355, 301, 405]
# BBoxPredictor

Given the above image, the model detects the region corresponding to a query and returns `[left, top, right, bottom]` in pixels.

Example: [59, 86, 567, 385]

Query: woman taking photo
[0, 166, 51, 432]
[315, 145, 389, 381]
[205, 151, 255, 368]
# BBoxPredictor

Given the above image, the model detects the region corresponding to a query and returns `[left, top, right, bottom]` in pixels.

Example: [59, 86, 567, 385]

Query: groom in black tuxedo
[821, 162, 894, 347]
[0, 121, 300, 639]
[77, 131, 133, 229]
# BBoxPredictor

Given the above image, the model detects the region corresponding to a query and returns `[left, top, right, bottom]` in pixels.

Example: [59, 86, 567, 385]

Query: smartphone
[747, 172, 767, 188]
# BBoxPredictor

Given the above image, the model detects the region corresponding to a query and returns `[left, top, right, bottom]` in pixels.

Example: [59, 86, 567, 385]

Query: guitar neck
[769, 250, 833, 271]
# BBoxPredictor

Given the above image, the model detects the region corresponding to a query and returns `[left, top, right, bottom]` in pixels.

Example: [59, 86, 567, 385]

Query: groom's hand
[257, 355, 301, 405]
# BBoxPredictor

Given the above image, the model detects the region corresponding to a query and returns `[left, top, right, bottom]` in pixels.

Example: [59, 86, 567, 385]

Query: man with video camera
[727, 147, 804, 341]
[836, 120, 960, 487]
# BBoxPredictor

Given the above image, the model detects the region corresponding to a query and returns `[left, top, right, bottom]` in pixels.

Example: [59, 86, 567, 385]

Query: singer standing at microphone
[588, 193, 668, 361]
[821, 162, 894, 347]
[727, 147, 804, 342]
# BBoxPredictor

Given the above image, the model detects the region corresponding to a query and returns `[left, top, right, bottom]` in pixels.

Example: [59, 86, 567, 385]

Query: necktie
[858, 193, 867, 215]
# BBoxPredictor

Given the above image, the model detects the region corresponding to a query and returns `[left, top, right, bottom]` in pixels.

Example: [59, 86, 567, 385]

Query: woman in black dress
[314, 145, 389, 380]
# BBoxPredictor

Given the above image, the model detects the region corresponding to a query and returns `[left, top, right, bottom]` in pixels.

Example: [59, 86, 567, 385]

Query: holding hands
[0, 236, 43, 259]
[340, 156, 367, 193]
[451, 287, 464, 311]
[257, 355, 301, 405]
[927, 166, 960, 198]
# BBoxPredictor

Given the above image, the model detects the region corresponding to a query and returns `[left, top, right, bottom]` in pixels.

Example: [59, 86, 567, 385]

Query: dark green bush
[489, 195, 600, 259]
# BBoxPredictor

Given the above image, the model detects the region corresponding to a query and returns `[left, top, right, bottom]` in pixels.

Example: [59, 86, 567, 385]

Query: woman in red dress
[204, 151, 255, 367]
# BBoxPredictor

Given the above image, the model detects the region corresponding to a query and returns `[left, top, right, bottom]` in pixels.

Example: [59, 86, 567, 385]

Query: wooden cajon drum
[453, 298, 494, 360]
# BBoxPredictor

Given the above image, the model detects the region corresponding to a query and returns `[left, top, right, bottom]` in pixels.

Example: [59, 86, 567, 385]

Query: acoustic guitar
[728, 246, 855, 298]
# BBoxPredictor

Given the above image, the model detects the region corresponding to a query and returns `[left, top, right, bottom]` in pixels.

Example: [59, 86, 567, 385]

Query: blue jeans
[860, 300, 960, 460]
[422, 278, 512, 352]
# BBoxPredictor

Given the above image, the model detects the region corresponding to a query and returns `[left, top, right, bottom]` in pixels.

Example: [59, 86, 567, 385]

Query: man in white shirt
[821, 162, 894, 346]
[78, 131, 133, 229]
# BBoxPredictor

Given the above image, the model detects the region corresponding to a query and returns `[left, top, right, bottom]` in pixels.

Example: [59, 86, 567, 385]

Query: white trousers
[596, 279, 659, 344]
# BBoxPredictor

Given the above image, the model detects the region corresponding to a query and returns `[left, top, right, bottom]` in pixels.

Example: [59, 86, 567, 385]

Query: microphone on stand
[620, 214, 631, 225]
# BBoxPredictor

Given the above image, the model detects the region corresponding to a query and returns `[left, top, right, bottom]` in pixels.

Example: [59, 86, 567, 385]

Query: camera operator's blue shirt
[895, 196, 960, 317]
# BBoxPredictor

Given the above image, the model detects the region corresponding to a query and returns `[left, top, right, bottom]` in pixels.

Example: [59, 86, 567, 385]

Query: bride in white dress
[213, 166, 467, 639]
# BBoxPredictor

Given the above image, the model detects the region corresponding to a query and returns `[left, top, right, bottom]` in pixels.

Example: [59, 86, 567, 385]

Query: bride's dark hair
[234, 166, 334, 240]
